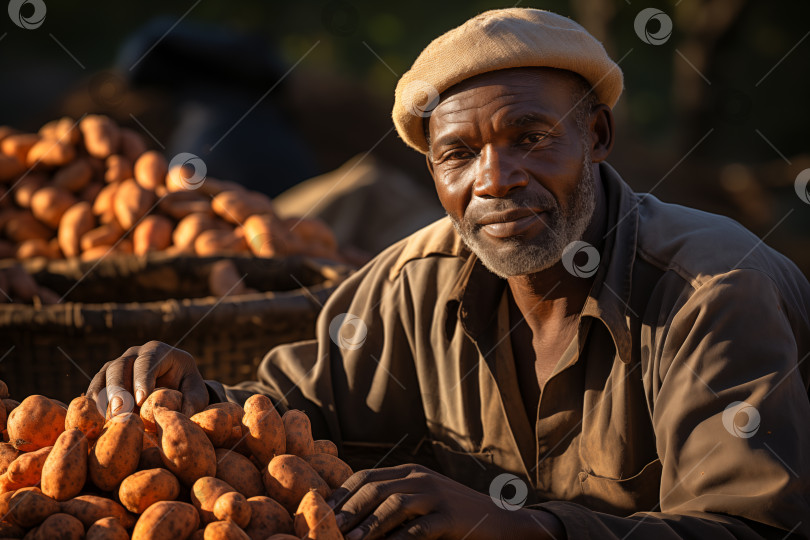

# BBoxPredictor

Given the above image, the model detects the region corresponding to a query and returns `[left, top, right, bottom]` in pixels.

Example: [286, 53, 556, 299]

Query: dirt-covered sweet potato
[0, 520, 25, 538]
[41, 429, 88, 501]
[118, 468, 180, 514]
[303, 454, 353, 490]
[60, 494, 136, 529]
[131, 500, 199, 540]
[194, 228, 248, 256]
[30, 186, 76, 229]
[204, 520, 250, 540]
[0, 442, 20, 475]
[212, 491, 251, 528]
[79, 115, 120, 159]
[191, 408, 235, 448]
[58, 201, 95, 258]
[6, 487, 60, 528]
[211, 191, 274, 225]
[140, 389, 182, 433]
[113, 179, 155, 231]
[241, 395, 285, 466]
[293, 490, 342, 540]
[26, 139, 75, 168]
[137, 446, 164, 471]
[33, 512, 84, 540]
[281, 410, 314, 457]
[85, 516, 128, 540]
[312, 440, 338, 457]
[243, 496, 293, 540]
[104, 155, 132, 184]
[53, 158, 93, 192]
[88, 413, 144, 491]
[133, 215, 173, 255]
[262, 455, 329, 514]
[65, 395, 105, 440]
[133, 151, 167, 191]
[3, 446, 52, 489]
[7, 395, 66, 451]
[190, 476, 235, 525]
[154, 409, 216, 486]
[214, 449, 263, 499]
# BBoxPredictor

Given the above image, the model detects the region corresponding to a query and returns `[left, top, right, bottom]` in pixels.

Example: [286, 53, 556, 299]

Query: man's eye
[447, 149, 474, 160]
[523, 132, 549, 144]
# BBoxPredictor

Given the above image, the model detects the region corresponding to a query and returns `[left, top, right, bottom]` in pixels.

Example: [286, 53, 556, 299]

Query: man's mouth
[477, 209, 547, 238]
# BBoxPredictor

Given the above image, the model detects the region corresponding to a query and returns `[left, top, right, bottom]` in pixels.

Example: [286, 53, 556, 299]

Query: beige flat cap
[392, 8, 624, 154]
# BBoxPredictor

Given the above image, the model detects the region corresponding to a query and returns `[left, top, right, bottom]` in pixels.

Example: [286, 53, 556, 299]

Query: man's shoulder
[635, 195, 803, 290]
[373, 216, 468, 282]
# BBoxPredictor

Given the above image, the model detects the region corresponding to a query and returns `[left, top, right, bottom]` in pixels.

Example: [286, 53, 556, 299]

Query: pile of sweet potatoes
[0, 379, 349, 539]
[0, 115, 339, 264]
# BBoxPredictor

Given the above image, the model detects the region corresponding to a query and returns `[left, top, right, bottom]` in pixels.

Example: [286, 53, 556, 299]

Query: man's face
[427, 69, 596, 278]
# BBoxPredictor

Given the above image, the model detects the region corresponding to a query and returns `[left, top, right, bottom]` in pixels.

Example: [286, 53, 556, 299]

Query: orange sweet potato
[41, 429, 88, 501]
[303, 454, 353, 490]
[242, 214, 289, 258]
[214, 449, 264, 499]
[190, 476, 235, 525]
[30, 186, 77, 229]
[211, 191, 274, 225]
[3, 212, 52, 244]
[113, 179, 155, 230]
[191, 408, 235, 448]
[7, 395, 66, 451]
[80, 222, 124, 251]
[137, 446, 163, 472]
[194, 228, 248, 256]
[88, 412, 144, 491]
[139, 389, 182, 433]
[60, 494, 136, 529]
[92, 182, 119, 224]
[208, 260, 246, 297]
[15, 238, 60, 259]
[53, 158, 93, 192]
[154, 409, 216, 486]
[312, 440, 338, 457]
[33, 512, 84, 540]
[172, 213, 225, 251]
[0, 442, 20, 475]
[282, 410, 314, 457]
[262, 454, 329, 514]
[12, 174, 46, 208]
[26, 139, 75, 168]
[65, 395, 105, 440]
[3, 446, 52, 490]
[58, 201, 96, 258]
[241, 395, 285, 466]
[1, 134, 39, 163]
[86, 516, 129, 540]
[118, 468, 180, 514]
[104, 154, 133, 184]
[80, 115, 120, 159]
[6, 487, 59, 528]
[0, 153, 24, 181]
[294, 490, 342, 540]
[39, 116, 80, 144]
[244, 496, 293, 540]
[212, 491, 251, 528]
[119, 128, 147, 163]
[133, 215, 172, 255]
[133, 151, 168, 191]
[204, 520, 250, 540]
[158, 191, 211, 220]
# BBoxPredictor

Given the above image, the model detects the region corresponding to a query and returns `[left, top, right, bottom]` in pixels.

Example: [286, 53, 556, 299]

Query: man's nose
[473, 144, 528, 198]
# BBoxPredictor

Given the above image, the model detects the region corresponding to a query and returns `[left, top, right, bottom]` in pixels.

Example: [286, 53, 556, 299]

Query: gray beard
[449, 158, 596, 279]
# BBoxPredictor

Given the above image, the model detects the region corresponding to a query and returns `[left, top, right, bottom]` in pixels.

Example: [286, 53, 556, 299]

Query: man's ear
[589, 104, 614, 163]
[425, 154, 435, 178]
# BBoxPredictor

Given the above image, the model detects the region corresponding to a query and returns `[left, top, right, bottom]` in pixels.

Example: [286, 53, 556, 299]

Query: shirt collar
[445, 162, 639, 363]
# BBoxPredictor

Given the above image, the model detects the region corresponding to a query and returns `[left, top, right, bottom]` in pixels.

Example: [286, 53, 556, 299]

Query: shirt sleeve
[534, 268, 810, 539]
[207, 244, 428, 447]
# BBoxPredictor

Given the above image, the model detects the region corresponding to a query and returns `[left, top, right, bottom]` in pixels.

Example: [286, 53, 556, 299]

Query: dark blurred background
[1, 0, 808, 272]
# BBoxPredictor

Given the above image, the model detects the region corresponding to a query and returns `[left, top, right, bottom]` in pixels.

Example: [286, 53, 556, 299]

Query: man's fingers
[335, 478, 420, 533]
[347, 493, 428, 540]
[385, 514, 448, 540]
[86, 362, 110, 403]
[179, 374, 209, 417]
[328, 465, 417, 511]
[104, 356, 136, 417]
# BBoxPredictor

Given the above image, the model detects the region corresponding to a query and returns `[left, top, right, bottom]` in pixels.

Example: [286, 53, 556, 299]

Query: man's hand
[86, 341, 208, 418]
[327, 464, 563, 540]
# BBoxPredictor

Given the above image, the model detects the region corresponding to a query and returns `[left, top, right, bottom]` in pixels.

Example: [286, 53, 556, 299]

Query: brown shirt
[209, 163, 810, 538]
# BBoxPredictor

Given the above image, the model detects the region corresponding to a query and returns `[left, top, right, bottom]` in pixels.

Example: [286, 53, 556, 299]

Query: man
[89, 8, 810, 539]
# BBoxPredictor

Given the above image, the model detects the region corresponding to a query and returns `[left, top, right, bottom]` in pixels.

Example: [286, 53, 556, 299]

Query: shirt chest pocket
[577, 458, 662, 515]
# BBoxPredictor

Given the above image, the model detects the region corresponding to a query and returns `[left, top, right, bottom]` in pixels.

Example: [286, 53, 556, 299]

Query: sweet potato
[139, 389, 183, 433]
[26, 139, 75, 168]
[131, 500, 199, 539]
[88, 412, 144, 491]
[53, 158, 93, 192]
[243, 496, 293, 540]
[137, 446, 164, 471]
[265, 535, 300, 540]
[286, 217, 338, 259]
[80, 222, 124, 251]
[39, 117, 80, 144]
[242, 214, 289, 258]
[133, 215, 172, 255]
[205, 403, 244, 423]
[1, 134, 39, 163]
[119, 128, 147, 164]
[0, 380, 7, 399]
[86, 516, 128, 540]
[190, 477, 235, 525]
[92, 182, 119, 224]
[34, 512, 84, 540]
[190, 408, 235, 448]
[58, 201, 95, 258]
[208, 260, 246, 297]
[0, 153, 25, 181]
[3, 212, 52, 244]
[81, 181, 104, 203]
[194, 228, 248, 256]
[214, 449, 263, 499]
[7, 487, 60, 528]
[3, 399, 18, 412]
[118, 468, 180, 514]
[0, 520, 25, 538]
[104, 155, 132, 184]
[0, 489, 13, 514]
[173, 214, 226, 251]
[294, 490, 341, 540]
[134, 151, 168, 191]
[12, 174, 46, 208]
[154, 409, 216, 486]
[113, 179, 155, 230]
[7, 395, 66, 451]
[158, 191, 211, 220]
[65, 395, 105, 440]
[15, 238, 60, 259]
[30, 186, 76, 229]
[212, 491, 251, 528]
[80, 245, 119, 262]
[3, 446, 52, 489]
[80, 115, 120, 159]
[282, 410, 314, 457]
[211, 191, 274, 225]
[60, 494, 136, 529]
[262, 455, 329, 514]
[41, 429, 87, 501]
[142, 430, 159, 450]
[241, 395, 285, 466]
[312, 440, 338, 457]
[0, 443, 19, 475]
[165, 161, 208, 193]
[303, 454, 353, 490]
[204, 520, 250, 540]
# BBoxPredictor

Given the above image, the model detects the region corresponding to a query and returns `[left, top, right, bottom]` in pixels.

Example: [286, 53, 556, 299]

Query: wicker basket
[0, 254, 351, 402]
